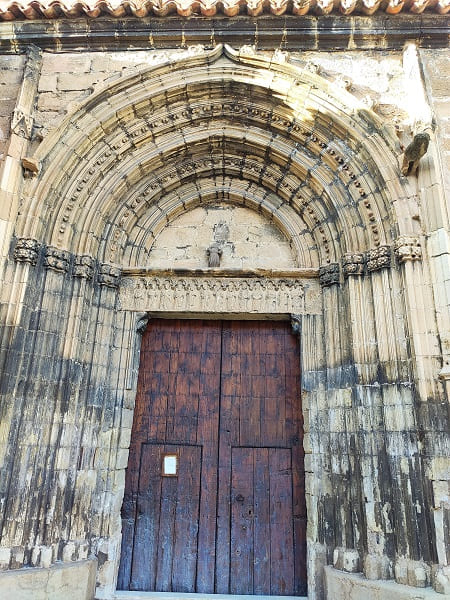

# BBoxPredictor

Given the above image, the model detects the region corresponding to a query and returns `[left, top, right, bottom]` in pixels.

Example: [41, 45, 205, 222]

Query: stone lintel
[119, 275, 321, 315]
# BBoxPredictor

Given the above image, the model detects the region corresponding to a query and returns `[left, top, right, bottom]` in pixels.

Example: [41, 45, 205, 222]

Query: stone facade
[0, 20, 448, 600]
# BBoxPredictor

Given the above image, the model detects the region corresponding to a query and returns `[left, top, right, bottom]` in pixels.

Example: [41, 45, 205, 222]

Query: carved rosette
[98, 264, 121, 288]
[394, 236, 422, 263]
[366, 245, 392, 272]
[44, 246, 71, 273]
[13, 238, 41, 265]
[74, 255, 95, 280]
[342, 253, 365, 277]
[319, 263, 340, 287]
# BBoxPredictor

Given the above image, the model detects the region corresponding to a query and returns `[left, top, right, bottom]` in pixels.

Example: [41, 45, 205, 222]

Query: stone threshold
[114, 593, 307, 600]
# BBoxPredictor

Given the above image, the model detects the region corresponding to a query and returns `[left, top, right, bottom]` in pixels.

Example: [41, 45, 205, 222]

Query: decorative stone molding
[342, 253, 365, 277]
[319, 263, 340, 287]
[119, 276, 320, 315]
[394, 236, 422, 263]
[44, 246, 71, 273]
[74, 255, 95, 280]
[13, 238, 40, 265]
[366, 245, 392, 272]
[98, 264, 121, 288]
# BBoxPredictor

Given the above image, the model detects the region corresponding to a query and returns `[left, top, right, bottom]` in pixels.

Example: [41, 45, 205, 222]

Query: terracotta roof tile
[0, 0, 448, 19]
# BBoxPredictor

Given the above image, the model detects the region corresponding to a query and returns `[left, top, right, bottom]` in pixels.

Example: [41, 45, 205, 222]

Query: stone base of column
[324, 565, 446, 599]
[0, 559, 97, 600]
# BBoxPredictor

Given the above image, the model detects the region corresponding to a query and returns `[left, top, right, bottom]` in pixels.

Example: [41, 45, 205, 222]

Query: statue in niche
[206, 242, 223, 267]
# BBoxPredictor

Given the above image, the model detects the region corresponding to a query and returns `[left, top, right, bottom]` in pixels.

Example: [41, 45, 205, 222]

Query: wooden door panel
[119, 319, 306, 595]
[130, 443, 201, 592]
[230, 446, 296, 596]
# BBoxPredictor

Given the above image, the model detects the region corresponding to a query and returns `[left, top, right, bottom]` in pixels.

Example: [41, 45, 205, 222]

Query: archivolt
[19, 45, 415, 269]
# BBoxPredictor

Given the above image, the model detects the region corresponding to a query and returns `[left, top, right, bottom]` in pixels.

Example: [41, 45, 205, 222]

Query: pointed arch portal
[2, 43, 440, 600]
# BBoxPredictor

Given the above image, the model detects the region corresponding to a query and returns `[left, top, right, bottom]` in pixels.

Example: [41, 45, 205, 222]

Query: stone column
[394, 235, 449, 593]
[341, 252, 394, 580]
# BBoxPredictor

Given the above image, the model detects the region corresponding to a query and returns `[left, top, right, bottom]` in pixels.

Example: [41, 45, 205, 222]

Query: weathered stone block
[0, 560, 96, 600]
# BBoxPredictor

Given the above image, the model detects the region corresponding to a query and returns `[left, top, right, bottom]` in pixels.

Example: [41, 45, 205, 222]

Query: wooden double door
[118, 319, 306, 596]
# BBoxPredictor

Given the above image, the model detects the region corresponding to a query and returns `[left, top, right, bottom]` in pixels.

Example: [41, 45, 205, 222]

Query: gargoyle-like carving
[206, 243, 223, 267]
[21, 156, 40, 178]
[401, 133, 430, 176]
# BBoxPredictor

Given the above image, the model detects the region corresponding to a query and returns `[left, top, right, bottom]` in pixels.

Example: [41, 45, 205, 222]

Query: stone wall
[0, 42, 448, 600]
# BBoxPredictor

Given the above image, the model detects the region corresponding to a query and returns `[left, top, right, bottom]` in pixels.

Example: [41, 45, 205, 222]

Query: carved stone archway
[0, 44, 445, 600]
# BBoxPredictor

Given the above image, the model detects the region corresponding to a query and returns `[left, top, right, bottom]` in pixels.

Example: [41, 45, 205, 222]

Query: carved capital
[319, 263, 340, 287]
[342, 253, 365, 277]
[394, 235, 422, 263]
[366, 245, 392, 272]
[74, 255, 95, 280]
[13, 238, 40, 265]
[44, 246, 71, 273]
[98, 264, 121, 288]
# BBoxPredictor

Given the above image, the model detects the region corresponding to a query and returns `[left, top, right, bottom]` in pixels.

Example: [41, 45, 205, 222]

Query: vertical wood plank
[130, 444, 163, 591]
[269, 448, 295, 595]
[196, 323, 221, 593]
[230, 447, 254, 595]
[253, 447, 271, 594]
[172, 445, 202, 592]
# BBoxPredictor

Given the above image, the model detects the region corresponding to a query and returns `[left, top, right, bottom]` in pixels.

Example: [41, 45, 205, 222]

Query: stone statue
[206, 243, 223, 267]
[401, 132, 430, 176]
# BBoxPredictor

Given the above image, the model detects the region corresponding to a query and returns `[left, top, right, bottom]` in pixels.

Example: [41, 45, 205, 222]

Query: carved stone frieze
[74, 255, 96, 280]
[13, 238, 40, 265]
[342, 253, 365, 277]
[44, 246, 71, 273]
[394, 236, 422, 263]
[319, 263, 340, 287]
[366, 245, 392, 272]
[119, 276, 321, 315]
[98, 264, 121, 288]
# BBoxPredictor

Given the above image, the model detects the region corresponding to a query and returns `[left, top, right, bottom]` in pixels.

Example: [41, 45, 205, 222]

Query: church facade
[0, 5, 449, 599]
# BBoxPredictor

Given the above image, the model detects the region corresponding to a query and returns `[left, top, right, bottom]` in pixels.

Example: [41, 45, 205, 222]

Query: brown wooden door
[118, 319, 306, 595]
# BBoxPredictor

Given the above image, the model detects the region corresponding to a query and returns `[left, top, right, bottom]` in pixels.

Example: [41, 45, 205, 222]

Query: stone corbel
[136, 312, 150, 335]
[319, 263, 340, 287]
[394, 235, 422, 263]
[342, 253, 365, 277]
[13, 237, 41, 265]
[291, 314, 302, 335]
[366, 245, 392, 272]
